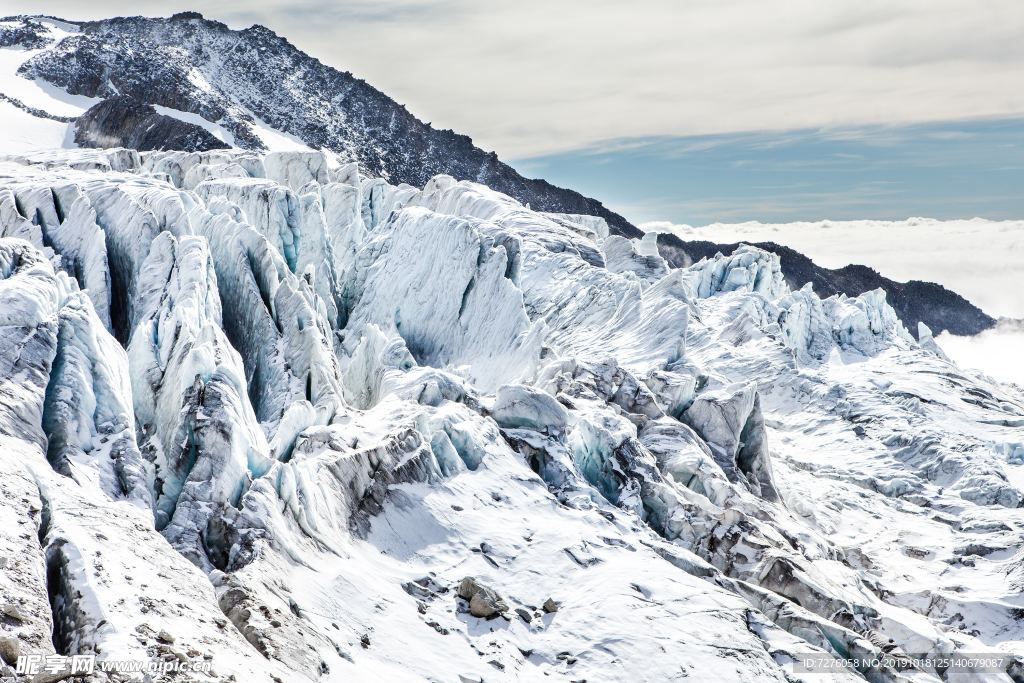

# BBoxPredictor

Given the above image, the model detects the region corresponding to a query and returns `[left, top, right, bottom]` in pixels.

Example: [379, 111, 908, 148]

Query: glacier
[0, 148, 1021, 682]
[653, 218, 1024, 387]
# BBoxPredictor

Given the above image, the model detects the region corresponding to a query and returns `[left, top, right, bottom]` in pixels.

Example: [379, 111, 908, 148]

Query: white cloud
[938, 321, 1024, 386]
[7, 0, 1024, 158]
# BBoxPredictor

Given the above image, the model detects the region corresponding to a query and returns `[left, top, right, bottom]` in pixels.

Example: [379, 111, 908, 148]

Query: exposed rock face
[74, 96, 230, 152]
[0, 16, 52, 48]
[0, 148, 1021, 682]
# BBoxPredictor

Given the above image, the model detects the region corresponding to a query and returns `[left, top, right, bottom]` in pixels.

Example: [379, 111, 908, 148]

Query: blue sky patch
[513, 117, 1024, 225]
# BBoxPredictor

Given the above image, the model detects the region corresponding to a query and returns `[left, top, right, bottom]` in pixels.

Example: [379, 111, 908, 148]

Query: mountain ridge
[1, 12, 1001, 339]
[4, 11, 644, 237]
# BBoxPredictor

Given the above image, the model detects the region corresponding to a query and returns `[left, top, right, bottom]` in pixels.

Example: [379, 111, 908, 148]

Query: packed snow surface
[0, 148, 1022, 682]
[649, 218, 1024, 320]
[0, 98, 71, 152]
[0, 19, 96, 117]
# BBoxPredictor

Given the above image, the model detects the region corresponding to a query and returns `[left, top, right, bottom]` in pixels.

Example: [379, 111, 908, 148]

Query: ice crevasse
[0, 148, 1021, 682]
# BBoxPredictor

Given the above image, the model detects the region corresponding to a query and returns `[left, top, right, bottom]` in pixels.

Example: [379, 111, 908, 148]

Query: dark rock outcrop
[457, 577, 509, 619]
[0, 93, 74, 123]
[0, 17, 52, 49]
[74, 96, 230, 152]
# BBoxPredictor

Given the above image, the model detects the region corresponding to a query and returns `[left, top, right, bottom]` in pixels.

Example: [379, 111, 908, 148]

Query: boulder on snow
[457, 577, 509, 619]
[0, 635, 19, 665]
[542, 598, 560, 613]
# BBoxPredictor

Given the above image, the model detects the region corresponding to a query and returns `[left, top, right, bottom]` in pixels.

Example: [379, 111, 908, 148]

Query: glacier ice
[0, 150, 1022, 682]
[127, 231, 271, 568]
[681, 382, 778, 501]
[490, 383, 569, 435]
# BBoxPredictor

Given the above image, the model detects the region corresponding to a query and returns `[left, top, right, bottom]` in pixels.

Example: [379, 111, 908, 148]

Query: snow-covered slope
[0, 148, 1021, 681]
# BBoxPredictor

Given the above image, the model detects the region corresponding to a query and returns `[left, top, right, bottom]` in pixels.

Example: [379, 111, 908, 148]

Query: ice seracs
[128, 231, 272, 567]
[0, 181, 113, 329]
[681, 381, 778, 501]
[0, 149, 1021, 682]
[342, 205, 542, 392]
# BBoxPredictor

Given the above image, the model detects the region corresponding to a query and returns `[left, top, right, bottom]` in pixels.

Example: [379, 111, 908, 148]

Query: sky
[517, 117, 1024, 224]
[5, 0, 1024, 224]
